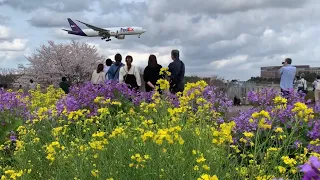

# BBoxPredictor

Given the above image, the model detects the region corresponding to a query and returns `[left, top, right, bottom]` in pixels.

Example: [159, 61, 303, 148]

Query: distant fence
[226, 82, 280, 104]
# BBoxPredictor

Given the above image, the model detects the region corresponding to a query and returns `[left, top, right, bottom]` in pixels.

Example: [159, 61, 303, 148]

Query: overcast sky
[0, 0, 320, 80]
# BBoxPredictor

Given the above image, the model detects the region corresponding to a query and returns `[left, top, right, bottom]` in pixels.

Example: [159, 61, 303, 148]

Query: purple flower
[9, 131, 17, 142]
[300, 156, 320, 180]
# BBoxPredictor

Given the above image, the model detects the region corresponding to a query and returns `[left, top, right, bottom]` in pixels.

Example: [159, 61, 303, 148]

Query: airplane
[62, 18, 147, 42]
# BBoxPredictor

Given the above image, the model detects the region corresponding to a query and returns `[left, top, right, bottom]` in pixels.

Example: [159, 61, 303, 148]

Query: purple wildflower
[299, 156, 320, 180]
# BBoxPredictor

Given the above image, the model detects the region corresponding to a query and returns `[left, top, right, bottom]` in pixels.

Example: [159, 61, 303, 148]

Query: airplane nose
[142, 29, 146, 33]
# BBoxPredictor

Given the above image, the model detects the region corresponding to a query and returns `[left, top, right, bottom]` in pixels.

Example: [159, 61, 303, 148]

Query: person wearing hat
[168, 49, 185, 94]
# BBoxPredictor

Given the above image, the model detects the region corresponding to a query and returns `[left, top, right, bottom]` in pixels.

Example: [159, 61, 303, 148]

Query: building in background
[260, 65, 320, 79]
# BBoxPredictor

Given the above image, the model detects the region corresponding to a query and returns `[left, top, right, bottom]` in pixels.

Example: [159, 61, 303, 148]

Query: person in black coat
[143, 54, 163, 92]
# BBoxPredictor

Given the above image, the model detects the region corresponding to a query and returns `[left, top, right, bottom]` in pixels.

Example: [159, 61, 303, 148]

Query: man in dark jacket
[168, 49, 185, 94]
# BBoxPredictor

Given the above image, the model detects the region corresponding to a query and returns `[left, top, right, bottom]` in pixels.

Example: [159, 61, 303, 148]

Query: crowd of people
[18, 50, 185, 95]
[89, 49, 185, 94]
[279, 58, 320, 104]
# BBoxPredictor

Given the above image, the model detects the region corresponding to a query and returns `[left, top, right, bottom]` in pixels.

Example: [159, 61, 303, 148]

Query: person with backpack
[119, 55, 141, 91]
[312, 75, 320, 104]
[107, 53, 124, 81]
[168, 49, 185, 94]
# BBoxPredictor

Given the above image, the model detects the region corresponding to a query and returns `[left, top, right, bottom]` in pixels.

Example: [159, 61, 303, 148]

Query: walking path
[226, 105, 253, 119]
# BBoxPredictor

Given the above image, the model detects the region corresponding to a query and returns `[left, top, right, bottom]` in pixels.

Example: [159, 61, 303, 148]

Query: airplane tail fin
[68, 18, 83, 32]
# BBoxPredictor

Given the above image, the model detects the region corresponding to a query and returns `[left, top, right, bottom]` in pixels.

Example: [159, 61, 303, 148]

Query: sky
[0, 0, 320, 80]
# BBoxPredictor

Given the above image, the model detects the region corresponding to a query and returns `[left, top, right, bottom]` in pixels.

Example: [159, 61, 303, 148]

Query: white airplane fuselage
[82, 27, 146, 37]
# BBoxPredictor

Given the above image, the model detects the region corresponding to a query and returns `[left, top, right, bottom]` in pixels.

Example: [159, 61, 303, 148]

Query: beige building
[260, 65, 311, 79]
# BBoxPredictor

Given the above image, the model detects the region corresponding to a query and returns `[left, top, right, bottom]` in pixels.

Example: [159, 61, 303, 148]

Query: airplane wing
[76, 20, 110, 33]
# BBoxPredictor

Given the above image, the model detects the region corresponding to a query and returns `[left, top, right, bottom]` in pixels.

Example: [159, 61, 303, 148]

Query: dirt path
[226, 105, 253, 119]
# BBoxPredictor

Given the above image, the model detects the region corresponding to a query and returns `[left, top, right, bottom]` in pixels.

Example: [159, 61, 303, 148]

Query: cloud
[210, 55, 249, 69]
[28, 8, 91, 28]
[0, 15, 10, 24]
[148, 0, 312, 20]
[0, 26, 10, 39]
[1, 0, 94, 12]
[0, 39, 28, 51]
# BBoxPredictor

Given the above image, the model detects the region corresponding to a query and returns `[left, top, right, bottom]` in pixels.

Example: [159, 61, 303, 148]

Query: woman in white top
[91, 63, 106, 85]
[119, 55, 141, 90]
[296, 73, 307, 94]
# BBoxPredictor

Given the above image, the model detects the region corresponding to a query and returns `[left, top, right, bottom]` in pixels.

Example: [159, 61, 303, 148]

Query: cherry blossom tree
[15, 40, 104, 88]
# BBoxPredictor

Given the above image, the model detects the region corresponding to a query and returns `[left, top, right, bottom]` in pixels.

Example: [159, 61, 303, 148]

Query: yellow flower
[243, 132, 254, 138]
[202, 165, 210, 171]
[196, 154, 206, 163]
[275, 127, 284, 133]
[252, 110, 271, 120]
[292, 102, 314, 122]
[197, 174, 218, 180]
[156, 79, 170, 90]
[258, 118, 271, 129]
[281, 156, 297, 167]
[193, 165, 199, 171]
[212, 122, 235, 145]
[249, 118, 254, 123]
[91, 169, 98, 177]
[92, 131, 106, 138]
[273, 96, 287, 104]
[192, 150, 197, 155]
[277, 166, 286, 173]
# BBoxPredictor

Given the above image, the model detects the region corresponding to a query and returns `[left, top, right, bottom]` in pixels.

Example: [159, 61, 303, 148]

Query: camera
[282, 62, 284, 65]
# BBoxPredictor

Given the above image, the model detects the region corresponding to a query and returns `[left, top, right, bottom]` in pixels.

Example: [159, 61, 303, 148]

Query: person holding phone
[278, 58, 296, 97]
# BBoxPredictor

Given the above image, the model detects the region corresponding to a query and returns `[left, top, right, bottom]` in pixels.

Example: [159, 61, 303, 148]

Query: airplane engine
[116, 35, 125, 39]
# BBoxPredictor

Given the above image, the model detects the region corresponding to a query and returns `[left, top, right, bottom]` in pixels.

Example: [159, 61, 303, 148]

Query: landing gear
[138, 34, 141, 38]
[101, 34, 111, 41]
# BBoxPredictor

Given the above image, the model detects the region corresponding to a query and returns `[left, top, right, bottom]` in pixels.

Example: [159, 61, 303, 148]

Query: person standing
[312, 75, 320, 104]
[119, 55, 141, 91]
[29, 79, 36, 90]
[279, 58, 296, 97]
[59, 77, 71, 94]
[168, 49, 185, 94]
[296, 73, 308, 94]
[107, 53, 124, 81]
[91, 64, 106, 85]
[143, 54, 163, 92]
[104, 58, 113, 80]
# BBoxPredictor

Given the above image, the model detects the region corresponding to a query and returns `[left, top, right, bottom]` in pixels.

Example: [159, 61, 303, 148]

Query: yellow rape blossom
[243, 132, 254, 138]
[273, 96, 287, 104]
[281, 156, 297, 167]
[212, 122, 235, 145]
[197, 174, 218, 180]
[292, 102, 314, 122]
